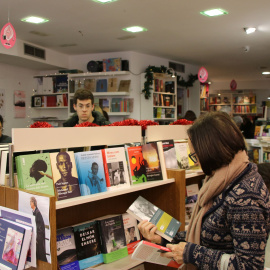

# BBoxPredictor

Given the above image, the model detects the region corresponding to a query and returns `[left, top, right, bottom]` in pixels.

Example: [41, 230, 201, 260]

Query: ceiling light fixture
[200, 9, 228, 17]
[92, 0, 117, 3]
[262, 71, 270, 75]
[122, 26, 147, 33]
[244, 27, 256, 34]
[21, 16, 49, 24]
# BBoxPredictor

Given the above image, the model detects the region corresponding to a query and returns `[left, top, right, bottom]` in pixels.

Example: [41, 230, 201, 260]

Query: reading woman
[138, 111, 270, 269]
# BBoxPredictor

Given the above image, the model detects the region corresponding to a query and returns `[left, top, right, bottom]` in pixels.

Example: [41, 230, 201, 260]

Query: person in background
[63, 89, 110, 127]
[240, 115, 255, 139]
[138, 111, 270, 269]
[183, 110, 197, 122]
[0, 115, 11, 143]
[232, 115, 243, 129]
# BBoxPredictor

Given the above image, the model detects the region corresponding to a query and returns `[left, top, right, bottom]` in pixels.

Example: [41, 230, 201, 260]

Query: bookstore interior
[1, 1, 270, 269]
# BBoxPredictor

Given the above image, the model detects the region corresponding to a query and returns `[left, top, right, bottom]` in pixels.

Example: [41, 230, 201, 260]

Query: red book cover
[46, 95, 57, 107]
[63, 94, 68, 106]
[101, 149, 111, 189]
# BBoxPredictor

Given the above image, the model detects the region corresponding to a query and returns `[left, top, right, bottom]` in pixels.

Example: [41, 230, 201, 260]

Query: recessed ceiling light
[92, 0, 117, 3]
[244, 27, 256, 34]
[200, 9, 228, 17]
[21, 16, 49, 24]
[122, 26, 147, 33]
[262, 71, 270, 75]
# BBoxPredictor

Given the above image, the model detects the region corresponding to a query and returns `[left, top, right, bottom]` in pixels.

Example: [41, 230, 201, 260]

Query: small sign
[1, 22, 16, 49]
[230, 79, 237, 91]
[198, 67, 208, 83]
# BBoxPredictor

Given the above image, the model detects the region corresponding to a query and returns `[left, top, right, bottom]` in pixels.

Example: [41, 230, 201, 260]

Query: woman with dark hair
[183, 110, 197, 122]
[138, 112, 270, 269]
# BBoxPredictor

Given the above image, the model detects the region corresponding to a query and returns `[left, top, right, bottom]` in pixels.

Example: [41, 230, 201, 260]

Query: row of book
[11, 140, 195, 201]
[234, 105, 257, 113]
[94, 97, 134, 113]
[69, 78, 131, 93]
[153, 93, 175, 107]
[209, 96, 230, 105]
[34, 76, 68, 94]
[154, 79, 175, 93]
[233, 95, 256, 104]
[154, 107, 175, 119]
[31, 94, 68, 108]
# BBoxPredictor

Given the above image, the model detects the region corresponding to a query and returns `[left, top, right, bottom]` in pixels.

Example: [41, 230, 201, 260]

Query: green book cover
[15, 153, 55, 196]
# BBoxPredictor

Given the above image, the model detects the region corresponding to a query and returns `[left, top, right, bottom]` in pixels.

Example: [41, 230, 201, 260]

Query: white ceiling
[1, 0, 270, 82]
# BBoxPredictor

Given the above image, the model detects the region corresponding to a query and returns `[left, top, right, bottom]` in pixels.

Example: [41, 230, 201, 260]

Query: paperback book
[127, 196, 181, 242]
[96, 79, 107, 92]
[75, 150, 107, 196]
[50, 151, 81, 201]
[131, 240, 181, 268]
[185, 184, 199, 230]
[96, 214, 128, 264]
[126, 146, 147, 184]
[84, 79, 96, 92]
[174, 141, 190, 169]
[56, 227, 80, 270]
[101, 147, 130, 190]
[72, 220, 103, 269]
[107, 78, 118, 92]
[15, 153, 55, 196]
[157, 140, 178, 169]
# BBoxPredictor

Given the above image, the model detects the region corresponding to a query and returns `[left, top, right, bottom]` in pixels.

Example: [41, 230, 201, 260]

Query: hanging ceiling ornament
[1, 22, 16, 49]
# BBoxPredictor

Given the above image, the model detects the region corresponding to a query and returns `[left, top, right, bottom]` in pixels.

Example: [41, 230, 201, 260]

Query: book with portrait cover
[122, 213, 141, 254]
[101, 147, 130, 190]
[0, 218, 32, 270]
[15, 153, 55, 196]
[72, 220, 103, 269]
[126, 196, 181, 242]
[56, 227, 80, 270]
[126, 146, 147, 184]
[96, 214, 128, 264]
[74, 150, 107, 196]
[157, 140, 178, 169]
[50, 151, 81, 201]
[141, 142, 166, 181]
[131, 240, 181, 268]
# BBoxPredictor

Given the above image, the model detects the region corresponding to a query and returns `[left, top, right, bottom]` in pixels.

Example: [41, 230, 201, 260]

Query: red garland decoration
[139, 120, 159, 130]
[169, 119, 194, 125]
[75, 122, 99, 127]
[30, 121, 54, 128]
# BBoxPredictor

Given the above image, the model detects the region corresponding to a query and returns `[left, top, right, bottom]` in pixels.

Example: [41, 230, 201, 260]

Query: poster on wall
[0, 89, 5, 117]
[14, 90, 26, 118]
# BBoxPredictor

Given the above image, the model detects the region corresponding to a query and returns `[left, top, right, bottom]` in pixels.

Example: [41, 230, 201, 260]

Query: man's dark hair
[0, 115, 3, 126]
[187, 111, 246, 175]
[56, 152, 71, 164]
[184, 110, 197, 121]
[73, 89, 94, 105]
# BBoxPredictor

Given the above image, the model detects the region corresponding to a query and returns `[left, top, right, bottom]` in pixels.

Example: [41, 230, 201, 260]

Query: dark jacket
[63, 111, 110, 127]
[0, 134, 12, 143]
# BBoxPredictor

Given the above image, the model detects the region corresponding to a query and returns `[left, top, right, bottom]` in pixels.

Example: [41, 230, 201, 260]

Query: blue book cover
[56, 227, 80, 270]
[96, 79, 107, 92]
[75, 150, 107, 196]
[73, 220, 103, 269]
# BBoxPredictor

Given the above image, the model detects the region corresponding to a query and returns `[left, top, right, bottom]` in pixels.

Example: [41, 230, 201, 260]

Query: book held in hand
[127, 196, 181, 242]
[131, 240, 181, 268]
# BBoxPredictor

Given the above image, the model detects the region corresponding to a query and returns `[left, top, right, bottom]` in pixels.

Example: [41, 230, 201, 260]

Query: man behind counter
[0, 115, 11, 143]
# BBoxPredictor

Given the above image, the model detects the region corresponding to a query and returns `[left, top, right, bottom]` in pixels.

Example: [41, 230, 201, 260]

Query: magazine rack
[3, 126, 190, 270]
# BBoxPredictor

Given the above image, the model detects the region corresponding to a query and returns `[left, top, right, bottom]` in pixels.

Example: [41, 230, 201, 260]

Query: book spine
[15, 156, 23, 189]
[156, 142, 168, 180]
[101, 149, 111, 188]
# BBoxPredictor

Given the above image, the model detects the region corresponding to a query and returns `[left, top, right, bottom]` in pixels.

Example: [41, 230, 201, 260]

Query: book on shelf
[0, 150, 9, 185]
[84, 79, 96, 92]
[118, 80, 131, 92]
[46, 95, 57, 107]
[75, 150, 107, 196]
[96, 79, 107, 92]
[103, 58, 121, 72]
[42, 77, 54, 94]
[56, 95, 64, 107]
[15, 153, 55, 196]
[122, 213, 141, 254]
[154, 79, 160, 92]
[99, 98, 110, 113]
[165, 81, 174, 93]
[56, 227, 80, 270]
[174, 141, 190, 169]
[101, 147, 130, 190]
[0, 218, 33, 270]
[96, 214, 128, 264]
[50, 151, 81, 201]
[157, 140, 178, 169]
[141, 142, 167, 181]
[131, 240, 181, 268]
[111, 98, 122, 112]
[54, 76, 68, 93]
[127, 196, 181, 242]
[107, 78, 118, 92]
[263, 150, 270, 163]
[126, 145, 148, 184]
[72, 220, 103, 269]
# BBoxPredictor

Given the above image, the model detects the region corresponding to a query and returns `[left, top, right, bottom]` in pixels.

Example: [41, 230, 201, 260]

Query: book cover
[72, 220, 103, 269]
[0, 218, 32, 270]
[46, 95, 57, 107]
[122, 213, 141, 254]
[111, 98, 122, 112]
[101, 147, 130, 190]
[103, 58, 121, 72]
[56, 227, 80, 270]
[75, 150, 107, 196]
[0, 150, 9, 186]
[107, 78, 118, 92]
[50, 151, 81, 201]
[15, 153, 55, 196]
[126, 146, 147, 184]
[118, 80, 131, 92]
[84, 79, 96, 92]
[96, 79, 107, 92]
[141, 142, 164, 181]
[131, 240, 181, 268]
[127, 196, 181, 242]
[174, 142, 190, 169]
[99, 98, 110, 113]
[56, 95, 64, 107]
[159, 140, 178, 169]
[96, 214, 128, 264]
[54, 76, 68, 93]
[185, 184, 199, 230]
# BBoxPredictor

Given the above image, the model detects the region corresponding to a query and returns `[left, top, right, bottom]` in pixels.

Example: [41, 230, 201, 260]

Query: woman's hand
[137, 220, 162, 244]
[161, 242, 187, 264]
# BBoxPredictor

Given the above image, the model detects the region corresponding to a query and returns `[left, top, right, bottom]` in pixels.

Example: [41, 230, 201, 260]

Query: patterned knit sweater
[182, 163, 270, 269]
